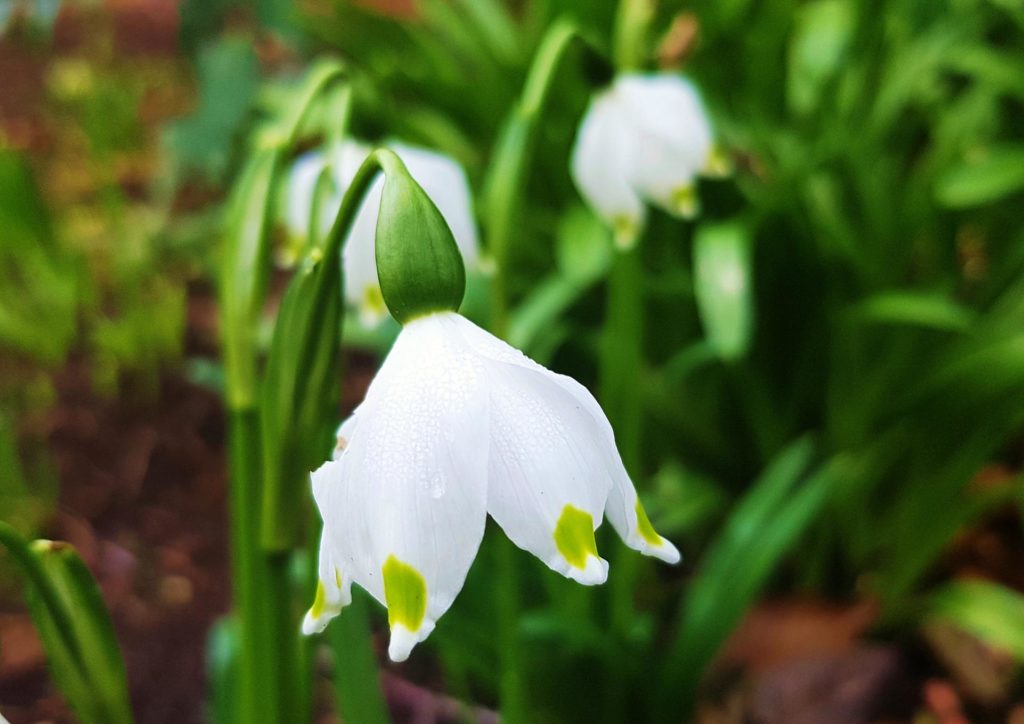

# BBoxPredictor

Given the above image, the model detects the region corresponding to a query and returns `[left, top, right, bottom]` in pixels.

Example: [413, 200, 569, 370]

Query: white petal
[571, 91, 646, 246]
[311, 313, 490, 660]
[302, 530, 353, 635]
[441, 315, 614, 584]
[449, 314, 680, 565]
[614, 74, 713, 217]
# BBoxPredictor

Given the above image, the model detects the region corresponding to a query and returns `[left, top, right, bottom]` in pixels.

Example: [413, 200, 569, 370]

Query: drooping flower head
[302, 150, 680, 662]
[285, 140, 480, 326]
[571, 73, 727, 248]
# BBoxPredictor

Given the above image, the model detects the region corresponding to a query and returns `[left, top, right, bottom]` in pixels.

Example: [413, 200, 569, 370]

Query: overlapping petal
[311, 315, 490, 660]
[570, 93, 646, 247]
[307, 313, 680, 659]
[571, 72, 719, 236]
[448, 313, 680, 565]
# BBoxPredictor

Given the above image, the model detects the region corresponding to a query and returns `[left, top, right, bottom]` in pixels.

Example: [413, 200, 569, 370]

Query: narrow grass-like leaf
[0, 526, 132, 724]
[330, 590, 390, 724]
[850, 291, 975, 332]
[657, 439, 837, 718]
[935, 145, 1024, 208]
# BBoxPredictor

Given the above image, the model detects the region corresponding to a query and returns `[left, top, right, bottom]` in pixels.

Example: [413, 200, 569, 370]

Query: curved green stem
[484, 18, 609, 334]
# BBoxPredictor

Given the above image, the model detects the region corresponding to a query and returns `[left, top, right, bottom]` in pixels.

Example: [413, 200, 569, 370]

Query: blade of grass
[656, 438, 840, 719]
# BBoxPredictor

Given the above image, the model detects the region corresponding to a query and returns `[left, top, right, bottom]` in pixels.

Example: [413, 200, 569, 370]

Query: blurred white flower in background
[301, 310, 680, 661]
[571, 73, 727, 248]
[285, 141, 480, 326]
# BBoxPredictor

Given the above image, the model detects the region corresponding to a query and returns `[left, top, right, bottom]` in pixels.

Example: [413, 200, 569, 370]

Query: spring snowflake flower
[285, 141, 480, 326]
[571, 73, 727, 248]
[302, 311, 680, 661]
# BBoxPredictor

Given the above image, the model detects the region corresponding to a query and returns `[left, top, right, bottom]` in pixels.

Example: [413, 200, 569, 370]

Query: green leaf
[330, 590, 390, 724]
[928, 579, 1024, 660]
[0, 150, 79, 364]
[220, 147, 281, 408]
[555, 205, 613, 283]
[259, 253, 343, 549]
[0, 524, 133, 724]
[164, 37, 261, 181]
[935, 145, 1024, 208]
[851, 291, 975, 332]
[658, 439, 837, 717]
[787, 0, 854, 116]
[693, 221, 754, 360]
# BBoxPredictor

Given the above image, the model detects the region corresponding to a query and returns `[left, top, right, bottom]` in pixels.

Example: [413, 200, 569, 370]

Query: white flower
[285, 141, 480, 326]
[571, 73, 727, 248]
[302, 311, 680, 661]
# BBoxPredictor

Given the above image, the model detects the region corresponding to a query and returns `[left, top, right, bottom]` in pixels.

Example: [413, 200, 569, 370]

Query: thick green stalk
[495, 536, 527, 724]
[599, 245, 646, 724]
[226, 407, 275, 724]
[331, 592, 390, 724]
[600, 246, 645, 475]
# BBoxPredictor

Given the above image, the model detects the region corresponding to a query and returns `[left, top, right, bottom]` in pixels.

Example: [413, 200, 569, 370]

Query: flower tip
[612, 215, 641, 251]
[387, 620, 434, 662]
[301, 610, 329, 636]
[669, 185, 700, 220]
[565, 555, 609, 586]
[650, 539, 682, 565]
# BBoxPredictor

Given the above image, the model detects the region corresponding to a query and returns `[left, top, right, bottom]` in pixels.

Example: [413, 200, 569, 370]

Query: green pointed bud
[374, 149, 466, 324]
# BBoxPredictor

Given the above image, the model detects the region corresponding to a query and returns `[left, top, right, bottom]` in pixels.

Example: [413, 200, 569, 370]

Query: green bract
[374, 149, 466, 324]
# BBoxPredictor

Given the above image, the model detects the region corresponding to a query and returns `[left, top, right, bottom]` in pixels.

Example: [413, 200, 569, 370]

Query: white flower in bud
[285, 141, 480, 327]
[571, 73, 726, 248]
[301, 311, 680, 661]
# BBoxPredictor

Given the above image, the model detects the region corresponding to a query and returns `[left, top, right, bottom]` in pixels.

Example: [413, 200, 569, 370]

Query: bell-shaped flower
[284, 140, 480, 326]
[571, 73, 727, 248]
[302, 310, 680, 661]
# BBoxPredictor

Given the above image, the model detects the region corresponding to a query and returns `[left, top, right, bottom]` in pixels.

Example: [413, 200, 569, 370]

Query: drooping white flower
[285, 141, 480, 326]
[571, 73, 727, 248]
[302, 311, 680, 661]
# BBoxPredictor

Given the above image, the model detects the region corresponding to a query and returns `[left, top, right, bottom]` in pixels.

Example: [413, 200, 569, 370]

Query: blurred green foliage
[2, 0, 1023, 720]
[292, 0, 1024, 718]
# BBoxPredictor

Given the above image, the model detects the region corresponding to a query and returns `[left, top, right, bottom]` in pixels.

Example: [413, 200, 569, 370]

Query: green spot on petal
[383, 555, 427, 631]
[703, 145, 732, 177]
[309, 581, 329, 620]
[553, 504, 599, 569]
[670, 185, 699, 219]
[611, 214, 639, 250]
[635, 500, 663, 547]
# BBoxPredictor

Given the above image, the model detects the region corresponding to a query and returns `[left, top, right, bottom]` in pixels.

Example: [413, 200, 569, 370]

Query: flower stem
[600, 244, 646, 722]
[613, 0, 655, 71]
[484, 17, 608, 331]
[226, 407, 277, 723]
